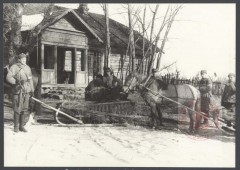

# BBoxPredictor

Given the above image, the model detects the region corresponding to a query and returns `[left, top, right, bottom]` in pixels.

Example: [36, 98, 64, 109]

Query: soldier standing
[199, 70, 212, 127]
[222, 73, 236, 111]
[6, 53, 34, 133]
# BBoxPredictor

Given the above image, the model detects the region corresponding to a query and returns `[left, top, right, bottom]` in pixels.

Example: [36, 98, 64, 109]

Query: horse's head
[124, 72, 143, 93]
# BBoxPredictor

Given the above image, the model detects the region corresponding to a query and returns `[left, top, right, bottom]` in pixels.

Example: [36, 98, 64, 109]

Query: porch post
[37, 43, 44, 115]
[85, 49, 88, 84]
[74, 48, 77, 87]
[41, 44, 44, 70]
[100, 53, 104, 75]
[54, 46, 57, 84]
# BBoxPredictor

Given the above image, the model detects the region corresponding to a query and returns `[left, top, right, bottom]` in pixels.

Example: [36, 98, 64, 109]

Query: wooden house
[20, 4, 156, 89]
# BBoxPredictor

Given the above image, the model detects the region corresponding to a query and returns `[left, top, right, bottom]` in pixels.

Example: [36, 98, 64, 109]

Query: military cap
[228, 73, 235, 77]
[18, 53, 27, 59]
[152, 68, 158, 73]
[96, 74, 103, 79]
[200, 70, 207, 74]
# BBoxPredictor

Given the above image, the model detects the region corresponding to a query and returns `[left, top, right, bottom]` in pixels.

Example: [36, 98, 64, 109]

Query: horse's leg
[187, 100, 199, 134]
[156, 103, 163, 126]
[144, 95, 158, 128]
[188, 109, 195, 133]
[150, 108, 156, 128]
[212, 110, 220, 129]
[194, 98, 202, 131]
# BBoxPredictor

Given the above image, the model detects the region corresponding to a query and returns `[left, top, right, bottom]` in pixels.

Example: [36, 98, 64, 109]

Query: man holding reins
[199, 70, 213, 127]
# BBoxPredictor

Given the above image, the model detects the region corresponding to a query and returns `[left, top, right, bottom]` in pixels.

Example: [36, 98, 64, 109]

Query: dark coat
[222, 82, 236, 103]
[199, 78, 212, 112]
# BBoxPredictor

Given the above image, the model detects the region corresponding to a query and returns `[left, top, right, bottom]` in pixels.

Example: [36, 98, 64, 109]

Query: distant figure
[143, 68, 166, 92]
[6, 53, 35, 133]
[222, 73, 236, 111]
[198, 70, 212, 127]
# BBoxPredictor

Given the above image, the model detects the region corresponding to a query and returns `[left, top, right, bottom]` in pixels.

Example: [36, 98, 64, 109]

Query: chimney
[78, 3, 89, 15]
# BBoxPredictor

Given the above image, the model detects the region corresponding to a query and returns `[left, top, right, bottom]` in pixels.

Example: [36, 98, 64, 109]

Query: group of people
[85, 67, 126, 101]
[199, 70, 236, 127]
[5, 52, 236, 133]
[142, 68, 236, 128]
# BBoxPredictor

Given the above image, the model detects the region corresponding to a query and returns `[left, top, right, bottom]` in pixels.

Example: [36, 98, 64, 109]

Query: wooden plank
[42, 30, 87, 47]
[70, 107, 145, 119]
[50, 18, 79, 32]
[41, 41, 88, 49]
[46, 27, 85, 36]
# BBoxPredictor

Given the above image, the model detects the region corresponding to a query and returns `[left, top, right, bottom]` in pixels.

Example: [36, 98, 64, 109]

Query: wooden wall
[41, 28, 87, 48]
[109, 53, 131, 83]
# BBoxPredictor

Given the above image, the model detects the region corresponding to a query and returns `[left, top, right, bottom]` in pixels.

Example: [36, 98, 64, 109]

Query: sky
[55, 3, 236, 78]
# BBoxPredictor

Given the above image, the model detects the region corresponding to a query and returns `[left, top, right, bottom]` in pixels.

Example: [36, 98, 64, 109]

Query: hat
[96, 74, 103, 79]
[228, 73, 235, 77]
[152, 68, 158, 73]
[200, 70, 207, 74]
[18, 53, 27, 59]
[105, 67, 111, 72]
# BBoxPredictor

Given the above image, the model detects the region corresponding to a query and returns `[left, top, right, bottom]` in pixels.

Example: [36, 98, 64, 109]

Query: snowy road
[4, 122, 235, 167]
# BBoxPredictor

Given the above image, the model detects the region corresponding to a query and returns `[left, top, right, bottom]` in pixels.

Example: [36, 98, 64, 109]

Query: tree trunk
[157, 6, 181, 69]
[141, 5, 147, 74]
[3, 3, 25, 65]
[104, 4, 111, 68]
[128, 4, 135, 73]
[147, 4, 159, 75]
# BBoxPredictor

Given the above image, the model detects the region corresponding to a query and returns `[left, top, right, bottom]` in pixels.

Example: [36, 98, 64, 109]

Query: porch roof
[22, 6, 103, 43]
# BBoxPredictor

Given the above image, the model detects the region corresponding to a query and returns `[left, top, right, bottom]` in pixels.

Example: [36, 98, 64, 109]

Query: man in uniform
[85, 74, 105, 101]
[199, 70, 212, 127]
[6, 53, 34, 133]
[103, 67, 124, 100]
[222, 73, 236, 111]
[144, 69, 164, 91]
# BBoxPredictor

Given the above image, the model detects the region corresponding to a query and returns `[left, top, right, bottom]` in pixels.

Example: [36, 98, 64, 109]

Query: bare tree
[3, 3, 56, 66]
[3, 3, 25, 65]
[156, 6, 182, 70]
[128, 4, 136, 72]
[102, 4, 111, 68]
[145, 4, 159, 74]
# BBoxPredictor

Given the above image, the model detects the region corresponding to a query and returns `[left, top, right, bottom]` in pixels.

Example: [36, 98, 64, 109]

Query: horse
[4, 65, 41, 123]
[124, 72, 202, 133]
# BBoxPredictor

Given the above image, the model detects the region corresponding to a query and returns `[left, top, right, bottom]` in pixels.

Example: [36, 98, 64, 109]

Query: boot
[19, 114, 28, 132]
[13, 113, 20, 133]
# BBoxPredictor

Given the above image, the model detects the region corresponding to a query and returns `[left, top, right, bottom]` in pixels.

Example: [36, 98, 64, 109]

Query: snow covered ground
[4, 113, 235, 167]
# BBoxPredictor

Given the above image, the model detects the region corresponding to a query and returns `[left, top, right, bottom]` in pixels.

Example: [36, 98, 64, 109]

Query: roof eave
[32, 9, 103, 44]
[71, 10, 103, 43]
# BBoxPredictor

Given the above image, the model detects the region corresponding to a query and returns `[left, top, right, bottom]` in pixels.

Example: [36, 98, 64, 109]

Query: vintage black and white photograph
[3, 3, 236, 167]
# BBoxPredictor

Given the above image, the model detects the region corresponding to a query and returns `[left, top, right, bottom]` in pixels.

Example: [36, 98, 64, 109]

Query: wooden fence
[161, 74, 224, 96]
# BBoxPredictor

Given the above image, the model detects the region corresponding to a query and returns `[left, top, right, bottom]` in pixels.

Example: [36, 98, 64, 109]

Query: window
[64, 51, 72, 72]
[76, 50, 85, 71]
[44, 45, 54, 69]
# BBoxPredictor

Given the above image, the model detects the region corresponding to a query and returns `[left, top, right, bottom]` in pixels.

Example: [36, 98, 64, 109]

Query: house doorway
[57, 47, 75, 84]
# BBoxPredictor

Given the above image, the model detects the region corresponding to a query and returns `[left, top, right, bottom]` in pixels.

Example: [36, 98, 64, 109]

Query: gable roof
[22, 6, 103, 43]
[22, 4, 158, 56]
